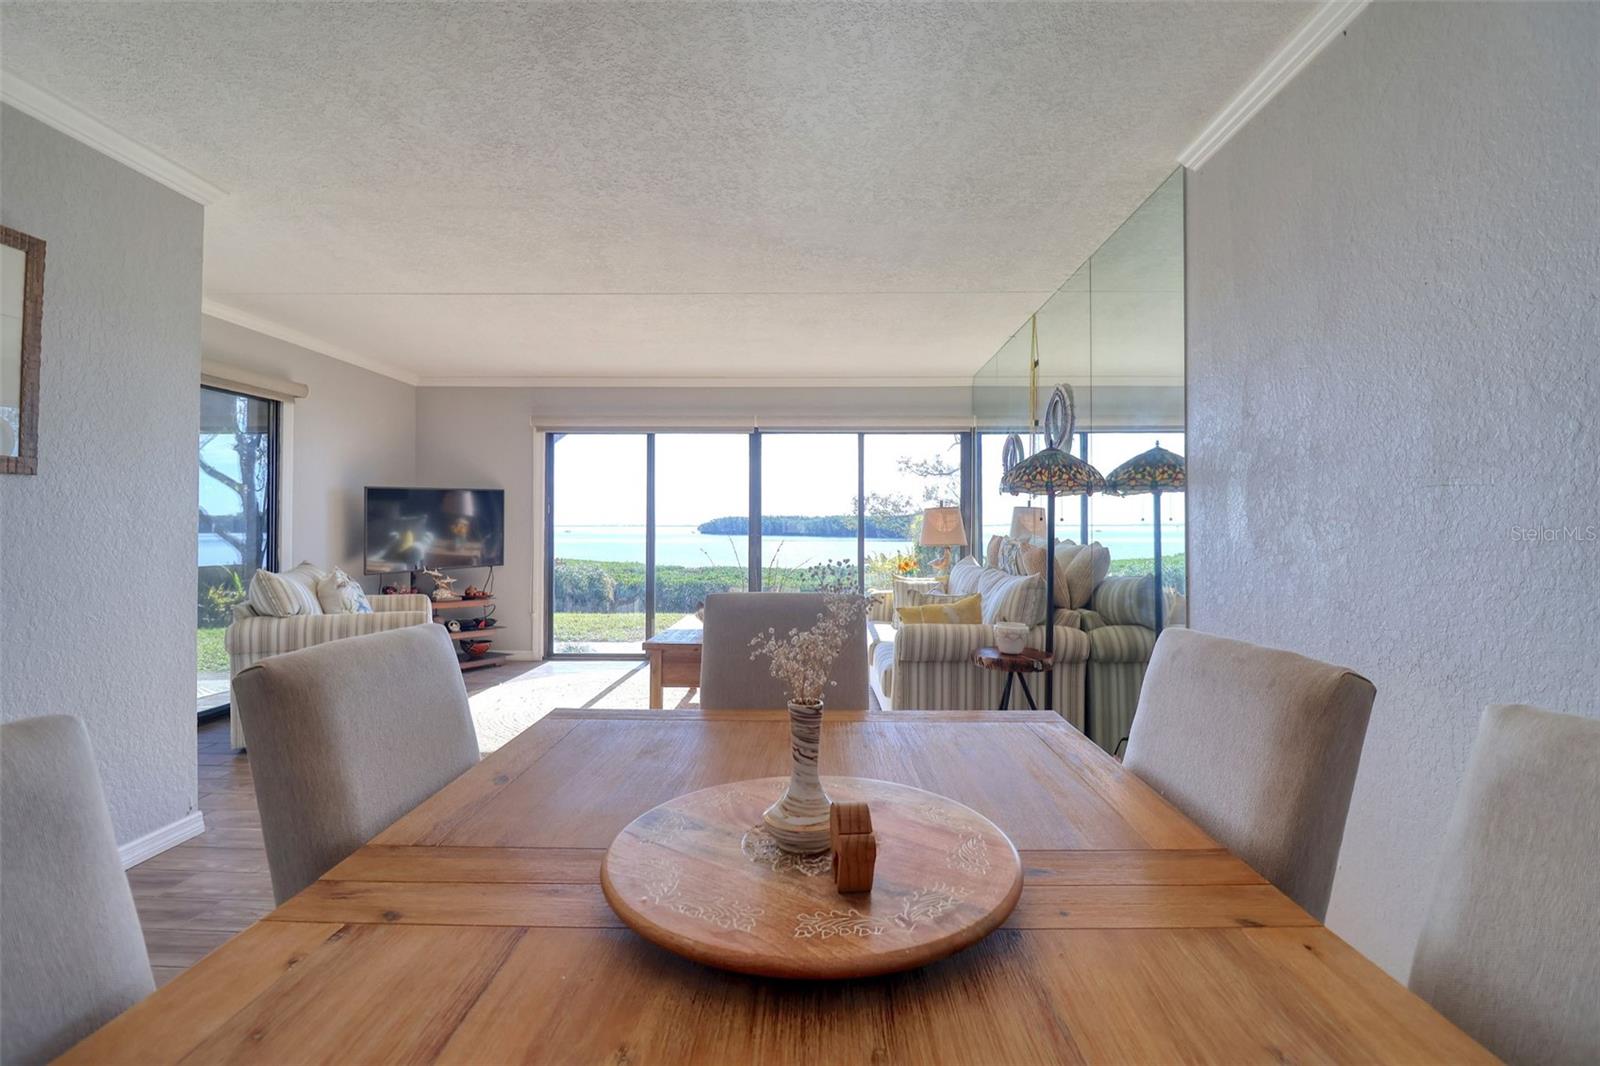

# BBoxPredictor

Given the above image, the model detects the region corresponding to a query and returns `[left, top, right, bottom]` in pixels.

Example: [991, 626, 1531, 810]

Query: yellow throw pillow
[897, 594, 982, 625]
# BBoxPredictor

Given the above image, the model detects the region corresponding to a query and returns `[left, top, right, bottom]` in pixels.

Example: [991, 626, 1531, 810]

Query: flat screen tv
[364, 487, 505, 575]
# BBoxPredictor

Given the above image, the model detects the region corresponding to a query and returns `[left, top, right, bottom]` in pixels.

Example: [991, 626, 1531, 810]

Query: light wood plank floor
[131, 660, 644, 984]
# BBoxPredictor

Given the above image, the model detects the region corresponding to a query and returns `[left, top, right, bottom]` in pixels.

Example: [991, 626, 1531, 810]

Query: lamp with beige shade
[1009, 506, 1046, 540]
[919, 505, 968, 576]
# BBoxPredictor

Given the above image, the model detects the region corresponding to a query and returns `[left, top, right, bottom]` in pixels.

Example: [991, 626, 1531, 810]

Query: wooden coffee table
[642, 627, 703, 709]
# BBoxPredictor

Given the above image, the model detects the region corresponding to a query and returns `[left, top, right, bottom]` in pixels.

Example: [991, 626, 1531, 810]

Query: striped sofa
[869, 567, 1186, 752]
[873, 613, 1090, 728]
[224, 594, 433, 748]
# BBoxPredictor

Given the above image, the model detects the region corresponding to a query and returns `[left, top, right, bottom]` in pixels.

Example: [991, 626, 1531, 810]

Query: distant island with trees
[698, 514, 915, 539]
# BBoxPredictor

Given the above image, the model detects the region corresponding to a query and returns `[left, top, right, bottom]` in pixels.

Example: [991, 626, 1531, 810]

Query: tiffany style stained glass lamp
[1104, 442, 1186, 634]
[1000, 383, 1104, 717]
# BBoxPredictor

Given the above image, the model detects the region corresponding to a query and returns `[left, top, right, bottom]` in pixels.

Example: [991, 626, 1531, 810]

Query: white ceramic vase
[762, 699, 832, 854]
[994, 622, 1028, 655]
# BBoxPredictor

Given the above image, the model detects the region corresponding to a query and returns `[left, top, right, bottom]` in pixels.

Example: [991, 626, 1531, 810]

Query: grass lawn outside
[553, 612, 647, 643]
[197, 626, 229, 672]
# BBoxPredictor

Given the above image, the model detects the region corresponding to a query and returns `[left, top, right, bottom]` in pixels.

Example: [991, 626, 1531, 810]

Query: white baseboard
[119, 810, 205, 869]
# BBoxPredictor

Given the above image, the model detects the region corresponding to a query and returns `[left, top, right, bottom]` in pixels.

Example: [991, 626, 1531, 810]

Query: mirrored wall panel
[970, 168, 1185, 751]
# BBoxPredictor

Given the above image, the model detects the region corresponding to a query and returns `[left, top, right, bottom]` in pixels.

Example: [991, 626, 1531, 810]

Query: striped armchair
[224, 594, 433, 748]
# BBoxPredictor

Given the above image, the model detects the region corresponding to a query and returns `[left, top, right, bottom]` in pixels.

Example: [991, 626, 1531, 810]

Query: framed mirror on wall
[1, 225, 46, 475]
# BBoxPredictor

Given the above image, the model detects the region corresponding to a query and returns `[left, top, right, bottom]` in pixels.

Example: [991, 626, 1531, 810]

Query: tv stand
[432, 597, 506, 672]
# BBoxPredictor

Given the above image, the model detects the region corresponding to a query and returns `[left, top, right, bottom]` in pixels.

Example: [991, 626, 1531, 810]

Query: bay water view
[555, 523, 1185, 567]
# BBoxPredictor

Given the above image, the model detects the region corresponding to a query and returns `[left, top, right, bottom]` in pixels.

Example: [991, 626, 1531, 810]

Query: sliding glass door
[549, 433, 648, 654]
[197, 386, 278, 714]
[546, 429, 971, 658]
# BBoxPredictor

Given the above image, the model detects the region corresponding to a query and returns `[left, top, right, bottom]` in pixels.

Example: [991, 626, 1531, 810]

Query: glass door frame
[200, 384, 282, 574]
[544, 427, 972, 661]
[198, 384, 282, 717]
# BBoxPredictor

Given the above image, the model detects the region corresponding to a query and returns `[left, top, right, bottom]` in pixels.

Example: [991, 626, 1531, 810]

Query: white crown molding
[1, 73, 228, 205]
[418, 375, 976, 389]
[118, 810, 205, 869]
[1178, 0, 1370, 170]
[203, 300, 422, 386]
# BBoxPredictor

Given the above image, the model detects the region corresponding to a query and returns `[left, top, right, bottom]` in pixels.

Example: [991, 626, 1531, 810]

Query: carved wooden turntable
[600, 776, 1023, 979]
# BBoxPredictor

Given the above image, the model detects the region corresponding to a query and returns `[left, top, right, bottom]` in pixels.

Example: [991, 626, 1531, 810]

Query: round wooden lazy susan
[601, 777, 1023, 979]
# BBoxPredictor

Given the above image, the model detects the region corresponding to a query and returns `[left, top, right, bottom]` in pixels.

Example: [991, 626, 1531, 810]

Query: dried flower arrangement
[748, 591, 872, 706]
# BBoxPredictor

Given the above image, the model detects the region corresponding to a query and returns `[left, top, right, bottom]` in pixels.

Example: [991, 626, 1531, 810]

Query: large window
[653, 433, 750, 630]
[545, 429, 971, 657]
[759, 434, 860, 592]
[863, 433, 963, 587]
[197, 386, 278, 714]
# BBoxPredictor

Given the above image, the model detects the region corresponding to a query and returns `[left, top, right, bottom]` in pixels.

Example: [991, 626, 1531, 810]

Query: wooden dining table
[65, 708, 1492, 1064]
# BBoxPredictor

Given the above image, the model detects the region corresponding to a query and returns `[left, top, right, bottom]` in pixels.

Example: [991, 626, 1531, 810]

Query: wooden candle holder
[829, 801, 877, 894]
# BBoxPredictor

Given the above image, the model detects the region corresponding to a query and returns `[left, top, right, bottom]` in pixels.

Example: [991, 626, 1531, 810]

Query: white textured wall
[0, 107, 203, 844]
[1187, 2, 1599, 978]
[201, 316, 417, 588]
[415, 385, 975, 656]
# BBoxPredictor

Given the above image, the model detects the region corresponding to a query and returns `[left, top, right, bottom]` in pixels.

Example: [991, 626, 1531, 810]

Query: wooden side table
[972, 647, 1048, 711]
[641, 627, 703, 709]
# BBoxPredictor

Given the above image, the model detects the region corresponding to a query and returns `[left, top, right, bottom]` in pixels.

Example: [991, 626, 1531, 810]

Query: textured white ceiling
[0, 2, 1312, 383]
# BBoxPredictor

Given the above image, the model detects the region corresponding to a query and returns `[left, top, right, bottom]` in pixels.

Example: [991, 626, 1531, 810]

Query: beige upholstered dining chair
[233, 624, 481, 902]
[1409, 703, 1600, 1065]
[700, 592, 869, 711]
[1, 716, 155, 1065]
[1123, 628, 1375, 920]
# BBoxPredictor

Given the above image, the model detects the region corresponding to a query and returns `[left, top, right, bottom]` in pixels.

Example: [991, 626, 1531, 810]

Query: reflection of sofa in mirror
[1078, 574, 1186, 751]
[869, 559, 1089, 727]
[869, 549, 1184, 753]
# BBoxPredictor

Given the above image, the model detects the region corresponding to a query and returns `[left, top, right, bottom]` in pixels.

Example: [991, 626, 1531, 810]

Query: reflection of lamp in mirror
[919, 505, 968, 576]
[441, 489, 476, 543]
[1001, 383, 1105, 721]
[1104, 442, 1186, 634]
[1009, 506, 1046, 540]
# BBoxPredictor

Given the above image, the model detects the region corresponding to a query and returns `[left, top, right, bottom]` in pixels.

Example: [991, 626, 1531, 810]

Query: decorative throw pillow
[896, 594, 981, 625]
[985, 535, 1003, 569]
[945, 556, 1045, 625]
[893, 588, 967, 627]
[946, 555, 986, 597]
[1093, 574, 1171, 628]
[316, 568, 374, 614]
[247, 562, 325, 617]
[1046, 541, 1110, 609]
[997, 536, 1047, 577]
[891, 576, 944, 611]
[979, 570, 1047, 626]
[996, 536, 1025, 575]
